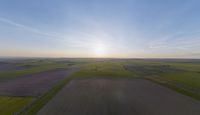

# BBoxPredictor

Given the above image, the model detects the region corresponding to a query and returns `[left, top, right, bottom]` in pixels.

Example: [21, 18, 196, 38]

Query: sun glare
[94, 43, 107, 57]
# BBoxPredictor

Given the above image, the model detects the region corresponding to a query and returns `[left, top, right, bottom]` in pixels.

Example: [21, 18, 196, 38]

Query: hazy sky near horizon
[0, 0, 200, 58]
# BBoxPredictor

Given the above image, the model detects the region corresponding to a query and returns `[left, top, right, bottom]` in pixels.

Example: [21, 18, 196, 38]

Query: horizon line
[0, 56, 200, 60]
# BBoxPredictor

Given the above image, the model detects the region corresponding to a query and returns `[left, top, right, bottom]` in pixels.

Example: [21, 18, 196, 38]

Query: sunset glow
[0, 0, 200, 58]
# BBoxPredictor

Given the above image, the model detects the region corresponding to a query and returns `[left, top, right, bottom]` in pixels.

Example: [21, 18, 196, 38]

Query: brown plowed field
[37, 78, 200, 115]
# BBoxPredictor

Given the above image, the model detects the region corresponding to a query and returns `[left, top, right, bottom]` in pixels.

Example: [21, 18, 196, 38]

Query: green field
[0, 59, 200, 114]
[123, 59, 200, 100]
[0, 96, 33, 115]
[71, 62, 134, 79]
[160, 72, 200, 89]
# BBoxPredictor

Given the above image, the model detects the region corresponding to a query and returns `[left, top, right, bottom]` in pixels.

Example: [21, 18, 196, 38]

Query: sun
[94, 43, 107, 57]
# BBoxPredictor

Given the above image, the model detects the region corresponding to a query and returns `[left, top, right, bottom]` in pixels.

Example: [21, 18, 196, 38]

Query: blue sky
[0, 0, 200, 58]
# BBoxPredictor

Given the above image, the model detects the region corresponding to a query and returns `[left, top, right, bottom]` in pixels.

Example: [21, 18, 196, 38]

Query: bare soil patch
[37, 78, 200, 115]
[0, 62, 32, 72]
[0, 68, 79, 96]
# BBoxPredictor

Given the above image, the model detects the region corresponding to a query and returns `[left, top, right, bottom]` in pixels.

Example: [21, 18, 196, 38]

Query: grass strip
[146, 77, 200, 101]
[18, 77, 71, 115]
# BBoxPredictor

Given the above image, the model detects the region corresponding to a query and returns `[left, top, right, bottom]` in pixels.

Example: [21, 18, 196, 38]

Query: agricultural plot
[0, 62, 32, 72]
[161, 72, 200, 89]
[71, 62, 134, 79]
[0, 59, 200, 115]
[123, 59, 200, 100]
[0, 96, 33, 115]
[0, 59, 80, 114]
[0, 68, 79, 96]
[0, 59, 73, 81]
[124, 64, 182, 76]
[37, 78, 200, 115]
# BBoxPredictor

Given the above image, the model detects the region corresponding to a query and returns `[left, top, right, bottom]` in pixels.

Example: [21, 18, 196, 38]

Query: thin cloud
[149, 31, 200, 50]
[0, 17, 102, 46]
[0, 17, 65, 40]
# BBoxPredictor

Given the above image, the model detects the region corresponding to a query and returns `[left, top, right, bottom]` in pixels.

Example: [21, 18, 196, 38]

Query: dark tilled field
[0, 62, 29, 71]
[37, 78, 200, 115]
[0, 68, 79, 96]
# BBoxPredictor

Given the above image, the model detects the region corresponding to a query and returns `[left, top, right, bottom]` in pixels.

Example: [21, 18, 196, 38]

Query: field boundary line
[146, 77, 200, 101]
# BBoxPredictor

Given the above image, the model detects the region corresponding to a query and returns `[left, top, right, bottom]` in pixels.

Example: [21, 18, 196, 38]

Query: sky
[0, 0, 200, 58]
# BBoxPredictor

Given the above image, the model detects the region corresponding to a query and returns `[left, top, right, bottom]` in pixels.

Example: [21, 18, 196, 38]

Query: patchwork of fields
[0, 58, 200, 115]
[0, 59, 79, 114]
[123, 59, 200, 100]
[38, 78, 200, 115]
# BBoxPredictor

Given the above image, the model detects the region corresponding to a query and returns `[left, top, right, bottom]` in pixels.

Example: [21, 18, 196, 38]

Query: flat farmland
[0, 68, 79, 97]
[0, 96, 33, 115]
[123, 59, 200, 100]
[0, 62, 32, 72]
[0, 59, 200, 115]
[37, 78, 200, 115]
[0, 59, 80, 114]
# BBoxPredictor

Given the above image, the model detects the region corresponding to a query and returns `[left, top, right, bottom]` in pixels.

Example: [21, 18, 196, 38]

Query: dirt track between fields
[37, 78, 200, 115]
[0, 68, 79, 96]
